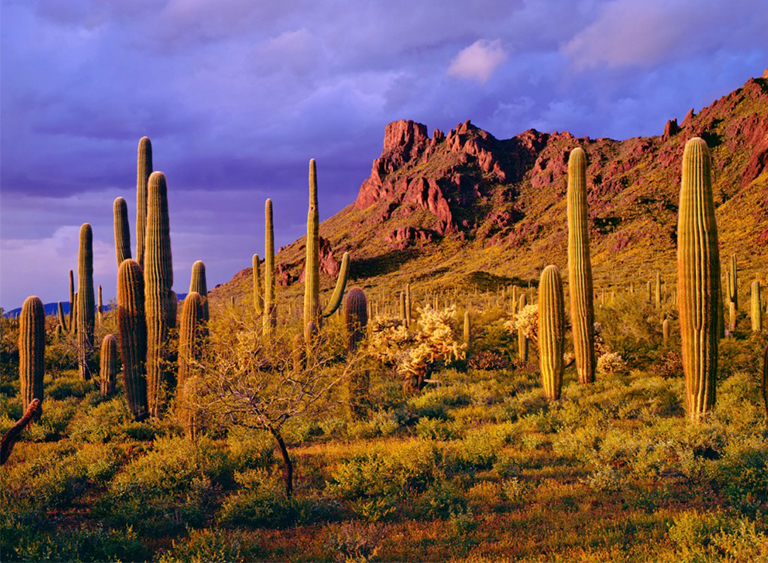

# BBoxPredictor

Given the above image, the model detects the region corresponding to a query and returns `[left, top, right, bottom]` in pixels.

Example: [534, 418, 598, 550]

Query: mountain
[213, 72, 768, 301]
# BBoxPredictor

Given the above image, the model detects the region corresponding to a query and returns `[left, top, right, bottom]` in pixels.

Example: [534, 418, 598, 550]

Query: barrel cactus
[118, 259, 149, 421]
[114, 196, 132, 266]
[77, 223, 95, 380]
[19, 296, 45, 419]
[144, 171, 175, 418]
[539, 266, 565, 402]
[566, 147, 595, 385]
[677, 137, 720, 422]
[100, 334, 118, 398]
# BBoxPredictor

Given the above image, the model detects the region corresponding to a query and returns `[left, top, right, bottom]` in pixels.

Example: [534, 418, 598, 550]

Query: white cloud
[447, 39, 506, 83]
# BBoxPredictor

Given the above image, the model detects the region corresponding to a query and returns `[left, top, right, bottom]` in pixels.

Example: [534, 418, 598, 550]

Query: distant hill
[212, 72, 768, 303]
[3, 293, 189, 319]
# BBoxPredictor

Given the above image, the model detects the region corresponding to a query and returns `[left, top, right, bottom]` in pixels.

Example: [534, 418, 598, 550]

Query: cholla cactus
[597, 352, 628, 377]
[368, 316, 413, 366]
[505, 304, 539, 343]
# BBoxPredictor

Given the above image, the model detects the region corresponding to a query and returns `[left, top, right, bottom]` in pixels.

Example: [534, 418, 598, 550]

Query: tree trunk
[271, 428, 293, 496]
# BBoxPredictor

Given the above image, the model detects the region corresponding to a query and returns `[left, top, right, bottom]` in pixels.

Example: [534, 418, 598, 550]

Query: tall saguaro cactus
[97, 285, 103, 327]
[539, 266, 565, 402]
[144, 171, 175, 417]
[655, 273, 662, 308]
[114, 196, 132, 266]
[118, 259, 148, 421]
[136, 136, 153, 268]
[677, 137, 720, 422]
[68, 269, 75, 334]
[57, 302, 67, 333]
[189, 260, 209, 321]
[100, 334, 118, 398]
[77, 224, 95, 380]
[345, 287, 369, 419]
[19, 296, 45, 419]
[177, 292, 206, 439]
[752, 280, 762, 332]
[518, 294, 528, 362]
[302, 159, 350, 340]
[566, 147, 595, 385]
[264, 198, 276, 334]
[727, 254, 738, 310]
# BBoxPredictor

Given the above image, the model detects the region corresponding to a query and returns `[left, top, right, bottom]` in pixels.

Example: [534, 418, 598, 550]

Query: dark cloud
[1, 0, 766, 308]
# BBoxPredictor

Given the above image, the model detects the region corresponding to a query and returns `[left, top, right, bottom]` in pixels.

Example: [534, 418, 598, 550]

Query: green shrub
[217, 469, 291, 528]
[46, 375, 93, 400]
[10, 524, 144, 563]
[157, 528, 250, 563]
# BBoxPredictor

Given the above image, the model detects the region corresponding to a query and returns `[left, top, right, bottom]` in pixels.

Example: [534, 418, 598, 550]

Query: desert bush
[10, 523, 144, 563]
[218, 469, 293, 528]
[46, 375, 94, 400]
[596, 351, 628, 376]
[324, 521, 386, 563]
[157, 528, 250, 563]
[347, 410, 400, 440]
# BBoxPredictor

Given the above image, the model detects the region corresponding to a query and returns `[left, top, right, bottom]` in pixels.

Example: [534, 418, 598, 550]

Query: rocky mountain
[214, 72, 768, 301]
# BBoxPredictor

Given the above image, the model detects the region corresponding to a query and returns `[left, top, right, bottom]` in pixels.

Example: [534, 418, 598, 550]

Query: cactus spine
[566, 147, 596, 385]
[144, 171, 174, 418]
[518, 294, 528, 362]
[100, 334, 118, 398]
[118, 259, 148, 421]
[539, 266, 565, 402]
[136, 136, 153, 268]
[677, 137, 720, 422]
[19, 296, 45, 418]
[302, 160, 350, 340]
[177, 292, 206, 439]
[114, 196, 132, 266]
[189, 260, 209, 322]
[77, 223, 95, 380]
[264, 199, 276, 334]
[752, 280, 762, 332]
[253, 254, 263, 316]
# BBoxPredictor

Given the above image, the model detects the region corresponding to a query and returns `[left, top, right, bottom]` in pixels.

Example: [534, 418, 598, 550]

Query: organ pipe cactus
[566, 147, 595, 385]
[264, 199, 276, 334]
[118, 259, 148, 421]
[677, 137, 720, 422]
[136, 136, 153, 268]
[78, 223, 95, 380]
[253, 254, 263, 316]
[539, 266, 565, 402]
[752, 280, 762, 332]
[19, 296, 44, 419]
[189, 260, 209, 322]
[114, 196, 132, 266]
[302, 159, 350, 340]
[100, 334, 117, 398]
[177, 292, 206, 439]
[144, 171, 175, 418]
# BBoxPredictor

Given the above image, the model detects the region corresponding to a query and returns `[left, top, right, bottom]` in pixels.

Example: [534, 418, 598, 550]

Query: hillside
[212, 73, 768, 303]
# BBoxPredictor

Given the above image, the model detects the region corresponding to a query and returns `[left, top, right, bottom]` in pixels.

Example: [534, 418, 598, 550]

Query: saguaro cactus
[117, 259, 148, 421]
[100, 334, 118, 398]
[566, 147, 596, 385]
[463, 311, 472, 347]
[189, 260, 209, 322]
[57, 302, 67, 333]
[19, 296, 45, 418]
[345, 287, 368, 352]
[662, 316, 671, 346]
[518, 294, 528, 362]
[78, 223, 95, 380]
[539, 266, 565, 402]
[97, 285, 103, 327]
[144, 171, 175, 417]
[677, 137, 720, 422]
[136, 136, 153, 268]
[68, 269, 75, 333]
[114, 196, 132, 266]
[405, 284, 412, 328]
[302, 159, 350, 340]
[727, 254, 738, 310]
[253, 254, 263, 316]
[655, 273, 662, 308]
[177, 292, 206, 439]
[264, 199, 276, 334]
[752, 280, 762, 332]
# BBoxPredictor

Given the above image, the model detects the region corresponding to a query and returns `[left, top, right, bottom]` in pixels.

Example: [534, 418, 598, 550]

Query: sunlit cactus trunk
[566, 147, 595, 385]
[264, 198, 276, 335]
[518, 294, 528, 362]
[189, 260, 209, 322]
[136, 136, 153, 269]
[19, 296, 45, 420]
[57, 301, 67, 333]
[677, 137, 720, 422]
[539, 266, 565, 401]
[345, 287, 369, 419]
[752, 280, 762, 332]
[463, 310, 472, 347]
[118, 259, 149, 421]
[727, 254, 738, 310]
[144, 171, 174, 418]
[100, 334, 118, 398]
[114, 196, 132, 266]
[97, 285, 103, 327]
[68, 269, 75, 334]
[177, 292, 206, 440]
[77, 223, 95, 380]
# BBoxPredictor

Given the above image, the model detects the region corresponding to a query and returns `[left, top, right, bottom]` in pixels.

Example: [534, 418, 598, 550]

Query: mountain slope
[213, 73, 768, 303]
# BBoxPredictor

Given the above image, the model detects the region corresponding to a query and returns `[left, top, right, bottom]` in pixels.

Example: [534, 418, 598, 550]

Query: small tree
[193, 311, 357, 496]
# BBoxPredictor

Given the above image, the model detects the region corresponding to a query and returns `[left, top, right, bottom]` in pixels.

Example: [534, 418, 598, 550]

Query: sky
[1, 0, 767, 311]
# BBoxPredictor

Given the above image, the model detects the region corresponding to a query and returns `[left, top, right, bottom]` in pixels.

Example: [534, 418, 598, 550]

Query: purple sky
[1, 0, 766, 310]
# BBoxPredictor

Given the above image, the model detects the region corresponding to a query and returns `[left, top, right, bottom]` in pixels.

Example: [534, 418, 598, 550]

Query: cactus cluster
[677, 137, 720, 422]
